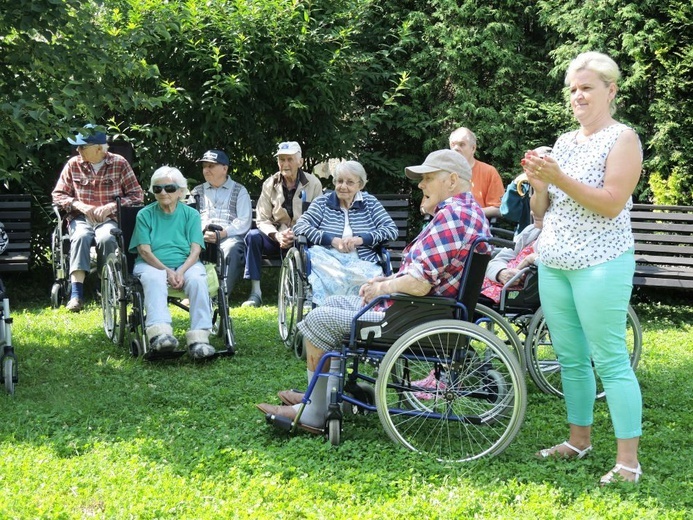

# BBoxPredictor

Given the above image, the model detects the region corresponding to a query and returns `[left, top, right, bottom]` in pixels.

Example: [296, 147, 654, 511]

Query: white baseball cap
[274, 141, 302, 156]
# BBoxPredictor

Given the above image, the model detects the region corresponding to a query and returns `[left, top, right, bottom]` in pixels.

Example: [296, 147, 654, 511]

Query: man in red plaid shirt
[257, 149, 491, 430]
[52, 126, 144, 312]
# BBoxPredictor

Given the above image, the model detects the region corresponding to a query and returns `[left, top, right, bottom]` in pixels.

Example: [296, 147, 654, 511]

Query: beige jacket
[255, 169, 323, 237]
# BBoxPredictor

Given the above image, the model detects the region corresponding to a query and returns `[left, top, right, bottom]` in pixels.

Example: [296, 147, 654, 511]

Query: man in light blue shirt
[190, 149, 252, 300]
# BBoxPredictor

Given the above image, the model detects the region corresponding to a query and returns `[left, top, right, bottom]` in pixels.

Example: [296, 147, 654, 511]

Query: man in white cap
[241, 141, 322, 307]
[190, 149, 252, 300]
[256, 149, 491, 431]
[52, 124, 144, 312]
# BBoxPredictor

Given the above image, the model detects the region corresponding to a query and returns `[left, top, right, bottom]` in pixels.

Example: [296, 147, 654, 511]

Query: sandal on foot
[600, 463, 642, 485]
[537, 441, 593, 459]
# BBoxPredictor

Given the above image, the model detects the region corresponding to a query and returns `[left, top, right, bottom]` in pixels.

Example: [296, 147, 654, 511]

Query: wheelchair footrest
[264, 413, 325, 436]
[212, 346, 235, 358]
[143, 349, 188, 361]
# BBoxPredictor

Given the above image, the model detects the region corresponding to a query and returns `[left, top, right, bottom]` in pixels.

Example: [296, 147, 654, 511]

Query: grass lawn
[1, 275, 691, 519]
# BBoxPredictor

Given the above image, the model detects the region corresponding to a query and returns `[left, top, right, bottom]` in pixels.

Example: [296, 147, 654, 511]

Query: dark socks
[71, 282, 84, 300]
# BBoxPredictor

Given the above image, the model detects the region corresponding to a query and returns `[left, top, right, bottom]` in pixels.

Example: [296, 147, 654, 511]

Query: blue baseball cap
[197, 149, 230, 166]
[68, 124, 107, 146]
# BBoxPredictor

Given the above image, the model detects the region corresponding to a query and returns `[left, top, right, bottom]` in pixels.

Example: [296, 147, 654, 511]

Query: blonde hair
[565, 51, 621, 114]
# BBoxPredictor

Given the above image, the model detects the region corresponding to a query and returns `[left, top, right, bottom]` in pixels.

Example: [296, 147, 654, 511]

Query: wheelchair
[100, 201, 236, 360]
[475, 262, 643, 399]
[50, 205, 74, 308]
[266, 239, 528, 463]
[0, 279, 17, 395]
[50, 205, 108, 308]
[277, 235, 393, 359]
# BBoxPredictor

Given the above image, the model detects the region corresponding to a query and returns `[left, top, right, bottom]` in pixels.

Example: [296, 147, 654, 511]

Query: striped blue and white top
[293, 191, 399, 263]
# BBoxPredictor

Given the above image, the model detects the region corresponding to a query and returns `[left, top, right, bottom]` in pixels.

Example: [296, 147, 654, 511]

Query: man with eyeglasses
[241, 141, 322, 307]
[52, 125, 144, 312]
[190, 149, 252, 301]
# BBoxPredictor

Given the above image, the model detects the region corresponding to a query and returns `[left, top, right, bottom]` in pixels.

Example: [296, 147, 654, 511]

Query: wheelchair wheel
[211, 289, 235, 354]
[101, 254, 127, 345]
[374, 320, 527, 462]
[525, 305, 643, 398]
[3, 356, 16, 395]
[50, 283, 63, 309]
[327, 418, 341, 446]
[475, 304, 526, 371]
[277, 248, 305, 348]
[128, 288, 147, 357]
[292, 329, 305, 360]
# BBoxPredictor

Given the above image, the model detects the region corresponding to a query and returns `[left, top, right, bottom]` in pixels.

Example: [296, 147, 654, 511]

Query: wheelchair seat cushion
[168, 262, 219, 299]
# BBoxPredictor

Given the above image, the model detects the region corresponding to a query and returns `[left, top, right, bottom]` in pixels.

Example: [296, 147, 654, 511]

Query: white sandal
[538, 441, 593, 459]
[600, 463, 642, 485]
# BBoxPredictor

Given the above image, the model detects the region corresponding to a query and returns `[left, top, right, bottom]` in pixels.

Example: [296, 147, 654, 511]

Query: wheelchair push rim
[374, 319, 527, 463]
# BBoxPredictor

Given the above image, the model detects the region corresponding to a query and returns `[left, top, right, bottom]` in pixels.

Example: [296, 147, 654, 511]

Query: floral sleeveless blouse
[537, 123, 641, 270]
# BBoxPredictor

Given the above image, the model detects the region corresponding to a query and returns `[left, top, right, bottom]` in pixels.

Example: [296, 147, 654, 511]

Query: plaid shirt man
[52, 152, 144, 219]
[396, 192, 490, 298]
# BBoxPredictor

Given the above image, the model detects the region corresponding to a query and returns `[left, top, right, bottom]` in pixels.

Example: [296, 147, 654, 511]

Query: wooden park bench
[0, 194, 32, 273]
[630, 203, 693, 290]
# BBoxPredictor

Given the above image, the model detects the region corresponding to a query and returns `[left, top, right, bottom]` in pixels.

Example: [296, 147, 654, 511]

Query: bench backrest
[0, 194, 32, 273]
[631, 203, 693, 289]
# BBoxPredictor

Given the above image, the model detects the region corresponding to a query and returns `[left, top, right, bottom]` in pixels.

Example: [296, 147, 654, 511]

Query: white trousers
[133, 261, 212, 331]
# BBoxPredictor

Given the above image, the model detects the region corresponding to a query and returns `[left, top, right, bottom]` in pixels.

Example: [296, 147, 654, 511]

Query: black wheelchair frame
[50, 205, 75, 308]
[100, 200, 235, 360]
[265, 238, 529, 463]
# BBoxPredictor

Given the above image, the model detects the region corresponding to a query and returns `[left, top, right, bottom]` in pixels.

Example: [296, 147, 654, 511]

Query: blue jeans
[243, 229, 281, 281]
[218, 236, 246, 294]
[69, 217, 117, 275]
[538, 249, 642, 439]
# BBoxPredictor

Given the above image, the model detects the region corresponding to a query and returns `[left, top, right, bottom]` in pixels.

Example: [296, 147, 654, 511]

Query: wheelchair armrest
[498, 264, 538, 312]
[489, 235, 516, 250]
[374, 243, 393, 276]
[387, 292, 457, 307]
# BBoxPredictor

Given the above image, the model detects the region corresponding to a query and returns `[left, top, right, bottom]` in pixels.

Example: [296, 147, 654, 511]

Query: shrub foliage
[1, 0, 691, 243]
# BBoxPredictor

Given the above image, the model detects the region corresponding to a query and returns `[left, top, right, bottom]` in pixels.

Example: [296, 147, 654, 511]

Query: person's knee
[138, 268, 165, 286]
[71, 232, 93, 249]
[95, 233, 116, 248]
[245, 229, 263, 247]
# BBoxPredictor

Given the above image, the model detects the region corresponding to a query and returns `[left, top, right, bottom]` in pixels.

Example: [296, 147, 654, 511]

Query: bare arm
[359, 273, 431, 304]
[525, 129, 641, 219]
[137, 242, 201, 290]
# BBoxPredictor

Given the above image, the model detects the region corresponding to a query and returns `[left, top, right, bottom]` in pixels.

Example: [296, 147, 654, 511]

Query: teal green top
[129, 201, 205, 268]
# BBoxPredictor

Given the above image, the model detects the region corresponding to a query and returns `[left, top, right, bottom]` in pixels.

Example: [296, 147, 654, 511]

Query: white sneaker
[241, 293, 262, 307]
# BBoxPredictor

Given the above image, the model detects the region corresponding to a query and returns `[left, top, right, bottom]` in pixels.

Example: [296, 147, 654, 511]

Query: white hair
[149, 166, 189, 199]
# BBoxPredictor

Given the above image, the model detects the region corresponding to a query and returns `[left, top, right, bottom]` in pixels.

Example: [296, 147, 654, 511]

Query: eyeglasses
[152, 184, 179, 194]
[335, 179, 359, 188]
[76, 144, 98, 151]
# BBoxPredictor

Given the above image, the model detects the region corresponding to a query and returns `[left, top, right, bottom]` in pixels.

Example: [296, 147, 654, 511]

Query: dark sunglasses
[152, 184, 179, 194]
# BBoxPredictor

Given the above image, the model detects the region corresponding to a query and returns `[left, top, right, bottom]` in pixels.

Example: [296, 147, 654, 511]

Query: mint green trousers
[538, 250, 642, 439]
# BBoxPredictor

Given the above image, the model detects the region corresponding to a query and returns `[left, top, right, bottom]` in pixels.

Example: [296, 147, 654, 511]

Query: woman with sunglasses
[129, 166, 215, 359]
